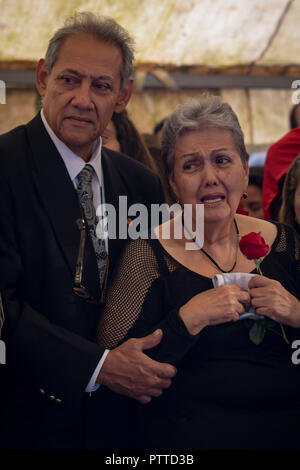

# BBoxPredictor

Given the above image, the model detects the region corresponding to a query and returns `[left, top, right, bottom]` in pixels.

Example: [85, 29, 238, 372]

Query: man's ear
[36, 59, 49, 97]
[115, 79, 133, 112]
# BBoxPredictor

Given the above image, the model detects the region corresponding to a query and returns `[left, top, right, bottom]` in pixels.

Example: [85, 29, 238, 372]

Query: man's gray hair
[44, 11, 135, 88]
[161, 95, 249, 176]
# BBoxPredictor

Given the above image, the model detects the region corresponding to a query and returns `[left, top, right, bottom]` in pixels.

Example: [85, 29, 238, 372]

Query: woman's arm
[126, 281, 250, 364]
[98, 238, 161, 348]
[99, 238, 250, 365]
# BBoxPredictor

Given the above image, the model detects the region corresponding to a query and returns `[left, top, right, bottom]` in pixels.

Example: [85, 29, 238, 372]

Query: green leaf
[249, 322, 266, 345]
[246, 314, 265, 322]
[263, 318, 277, 329]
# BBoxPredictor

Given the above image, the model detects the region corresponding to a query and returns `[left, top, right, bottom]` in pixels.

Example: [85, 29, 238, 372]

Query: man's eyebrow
[58, 69, 83, 77]
[58, 69, 113, 82]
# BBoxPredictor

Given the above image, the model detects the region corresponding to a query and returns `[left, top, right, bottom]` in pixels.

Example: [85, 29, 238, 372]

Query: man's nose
[71, 83, 94, 110]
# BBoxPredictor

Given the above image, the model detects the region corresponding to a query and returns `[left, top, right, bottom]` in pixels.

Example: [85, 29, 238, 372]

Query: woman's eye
[183, 162, 195, 170]
[183, 160, 199, 170]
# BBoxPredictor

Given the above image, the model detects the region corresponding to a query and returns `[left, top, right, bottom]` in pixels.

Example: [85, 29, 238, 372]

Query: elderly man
[0, 12, 176, 449]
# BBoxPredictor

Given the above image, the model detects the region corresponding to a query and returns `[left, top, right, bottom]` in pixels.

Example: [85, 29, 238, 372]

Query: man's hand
[97, 329, 177, 404]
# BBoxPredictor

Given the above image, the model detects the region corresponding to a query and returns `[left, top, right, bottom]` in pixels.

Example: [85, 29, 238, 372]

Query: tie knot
[77, 164, 94, 184]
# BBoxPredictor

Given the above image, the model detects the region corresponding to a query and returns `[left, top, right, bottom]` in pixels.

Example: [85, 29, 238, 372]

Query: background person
[102, 109, 158, 173]
[102, 111, 176, 204]
[262, 104, 300, 220]
[98, 96, 300, 450]
[239, 166, 264, 218]
[153, 117, 167, 145]
[290, 103, 300, 129]
[279, 154, 300, 234]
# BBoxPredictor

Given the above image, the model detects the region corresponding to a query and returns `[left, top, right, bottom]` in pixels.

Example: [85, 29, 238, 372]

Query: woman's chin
[203, 207, 232, 225]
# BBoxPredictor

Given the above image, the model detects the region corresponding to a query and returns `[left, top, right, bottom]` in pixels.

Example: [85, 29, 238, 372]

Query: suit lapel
[102, 148, 152, 276]
[102, 148, 128, 273]
[25, 114, 100, 299]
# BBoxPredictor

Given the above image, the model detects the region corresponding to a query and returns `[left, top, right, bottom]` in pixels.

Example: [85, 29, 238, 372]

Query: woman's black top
[98, 222, 300, 450]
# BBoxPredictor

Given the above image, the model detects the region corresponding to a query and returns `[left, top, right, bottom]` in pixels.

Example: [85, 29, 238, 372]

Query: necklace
[183, 218, 239, 273]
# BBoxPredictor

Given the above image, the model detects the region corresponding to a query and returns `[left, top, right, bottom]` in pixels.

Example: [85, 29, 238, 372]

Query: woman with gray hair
[98, 95, 300, 449]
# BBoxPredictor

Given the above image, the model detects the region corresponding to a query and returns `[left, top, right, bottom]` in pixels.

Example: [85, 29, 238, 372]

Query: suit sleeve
[0, 160, 104, 407]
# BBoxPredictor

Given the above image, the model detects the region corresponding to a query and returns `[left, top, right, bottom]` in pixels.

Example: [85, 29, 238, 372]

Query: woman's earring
[242, 192, 248, 199]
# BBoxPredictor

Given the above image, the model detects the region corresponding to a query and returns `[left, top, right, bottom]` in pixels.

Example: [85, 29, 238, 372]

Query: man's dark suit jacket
[0, 113, 165, 449]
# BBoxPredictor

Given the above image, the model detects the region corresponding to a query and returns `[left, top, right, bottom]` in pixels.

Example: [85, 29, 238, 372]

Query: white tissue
[212, 272, 261, 320]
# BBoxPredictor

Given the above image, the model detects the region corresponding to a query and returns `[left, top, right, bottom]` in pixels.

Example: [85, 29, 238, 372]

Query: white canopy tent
[0, 0, 299, 147]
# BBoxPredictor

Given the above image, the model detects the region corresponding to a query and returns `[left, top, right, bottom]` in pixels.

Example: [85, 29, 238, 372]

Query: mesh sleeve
[97, 238, 162, 348]
[272, 222, 300, 297]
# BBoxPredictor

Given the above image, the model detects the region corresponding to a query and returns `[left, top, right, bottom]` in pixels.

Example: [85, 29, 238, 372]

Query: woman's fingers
[249, 281, 300, 327]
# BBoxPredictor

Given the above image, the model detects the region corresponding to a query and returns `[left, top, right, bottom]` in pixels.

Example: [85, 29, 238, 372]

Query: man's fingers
[136, 395, 152, 404]
[146, 388, 163, 397]
[157, 378, 172, 389]
[134, 387, 165, 404]
[136, 328, 163, 350]
[150, 361, 177, 379]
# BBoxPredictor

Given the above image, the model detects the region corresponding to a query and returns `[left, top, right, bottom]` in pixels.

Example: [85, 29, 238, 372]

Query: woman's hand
[179, 285, 251, 335]
[249, 275, 300, 328]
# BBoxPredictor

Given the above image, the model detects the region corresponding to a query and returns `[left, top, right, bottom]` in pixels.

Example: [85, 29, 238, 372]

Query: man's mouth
[66, 116, 93, 124]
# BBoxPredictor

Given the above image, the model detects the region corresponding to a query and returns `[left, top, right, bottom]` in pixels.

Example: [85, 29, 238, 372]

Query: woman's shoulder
[236, 214, 278, 247]
[236, 214, 299, 254]
[122, 236, 167, 265]
[122, 236, 157, 257]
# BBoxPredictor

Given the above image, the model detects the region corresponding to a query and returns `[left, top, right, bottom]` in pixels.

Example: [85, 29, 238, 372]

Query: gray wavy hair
[161, 95, 249, 176]
[44, 11, 135, 88]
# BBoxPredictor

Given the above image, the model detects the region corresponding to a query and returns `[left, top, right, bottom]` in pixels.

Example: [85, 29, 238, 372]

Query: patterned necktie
[77, 164, 106, 288]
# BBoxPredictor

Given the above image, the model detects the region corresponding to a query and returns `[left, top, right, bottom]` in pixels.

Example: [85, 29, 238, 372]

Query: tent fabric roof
[0, 0, 299, 74]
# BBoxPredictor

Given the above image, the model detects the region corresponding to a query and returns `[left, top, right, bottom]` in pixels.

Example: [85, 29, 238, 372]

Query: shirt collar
[40, 109, 103, 184]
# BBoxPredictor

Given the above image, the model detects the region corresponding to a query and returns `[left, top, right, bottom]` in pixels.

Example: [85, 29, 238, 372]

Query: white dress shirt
[40, 110, 109, 392]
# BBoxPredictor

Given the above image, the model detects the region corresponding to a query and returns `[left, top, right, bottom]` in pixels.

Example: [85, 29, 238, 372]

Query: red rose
[239, 232, 269, 260]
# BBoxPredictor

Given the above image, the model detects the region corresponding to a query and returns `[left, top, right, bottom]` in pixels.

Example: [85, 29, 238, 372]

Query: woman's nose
[202, 163, 218, 186]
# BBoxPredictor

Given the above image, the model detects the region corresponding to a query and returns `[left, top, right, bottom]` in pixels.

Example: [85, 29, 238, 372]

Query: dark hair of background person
[268, 174, 286, 221]
[290, 103, 300, 129]
[240, 166, 264, 219]
[142, 133, 177, 205]
[153, 118, 167, 136]
[248, 165, 264, 188]
[111, 110, 158, 173]
[279, 154, 300, 233]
